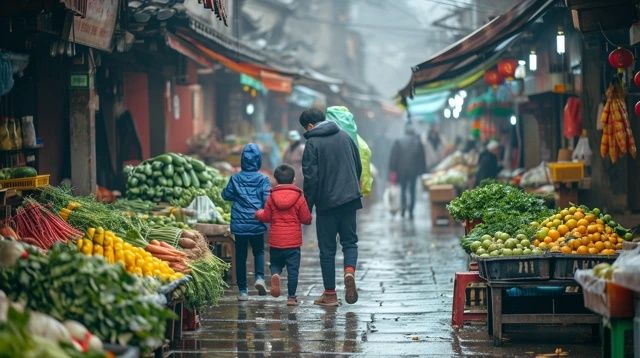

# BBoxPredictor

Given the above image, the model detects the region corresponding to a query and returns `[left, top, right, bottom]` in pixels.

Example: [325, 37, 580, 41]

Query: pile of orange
[532, 206, 621, 255]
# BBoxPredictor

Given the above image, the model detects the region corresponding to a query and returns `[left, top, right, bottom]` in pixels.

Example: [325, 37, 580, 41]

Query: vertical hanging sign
[68, 0, 119, 51]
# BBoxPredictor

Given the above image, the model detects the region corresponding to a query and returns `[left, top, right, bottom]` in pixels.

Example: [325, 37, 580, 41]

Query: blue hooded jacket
[222, 143, 271, 236]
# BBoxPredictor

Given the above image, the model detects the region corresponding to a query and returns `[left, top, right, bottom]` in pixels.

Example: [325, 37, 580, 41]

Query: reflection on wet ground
[170, 195, 600, 357]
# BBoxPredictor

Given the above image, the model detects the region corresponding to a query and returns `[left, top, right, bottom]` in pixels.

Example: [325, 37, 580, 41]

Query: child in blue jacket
[222, 143, 272, 301]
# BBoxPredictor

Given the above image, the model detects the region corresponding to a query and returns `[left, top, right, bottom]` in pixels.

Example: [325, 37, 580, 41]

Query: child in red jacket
[256, 164, 312, 306]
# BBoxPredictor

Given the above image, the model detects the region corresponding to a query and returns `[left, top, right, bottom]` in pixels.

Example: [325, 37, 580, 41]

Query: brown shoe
[344, 273, 358, 304]
[313, 292, 339, 307]
[270, 274, 281, 298]
[287, 297, 298, 306]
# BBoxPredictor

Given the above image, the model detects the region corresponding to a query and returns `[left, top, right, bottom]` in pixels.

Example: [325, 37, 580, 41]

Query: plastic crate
[578, 273, 634, 318]
[476, 255, 552, 281]
[552, 254, 618, 280]
[0, 175, 49, 190]
[547, 162, 585, 182]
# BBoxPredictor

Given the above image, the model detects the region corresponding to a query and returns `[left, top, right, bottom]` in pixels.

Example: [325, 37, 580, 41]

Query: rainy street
[173, 196, 601, 357]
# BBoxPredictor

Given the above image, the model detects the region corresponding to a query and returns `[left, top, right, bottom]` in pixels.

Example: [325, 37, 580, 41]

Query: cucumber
[143, 164, 153, 176]
[11, 166, 37, 178]
[158, 177, 168, 186]
[190, 170, 200, 188]
[191, 159, 206, 172]
[146, 187, 155, 198]
[155, 154, 173, 165]
[174, 187, 184, 197]
[196, 172, 211, 182]
[146, 179, 154, 186]
[175, 166, 185, 174]
[173, 174, 183, 187]
[202, 180, 213, 189]
[129, 177, 140, 187]
[172, 154, 186, 167]
[152, 170, 163, 178]
[166, 179, 173, 187]
[185, 162, 193, 171]
[181, 171, 191, 187]
[151, 161, 163, 170]
[128, 187, 141, 195]
[163, 164, 174, 177]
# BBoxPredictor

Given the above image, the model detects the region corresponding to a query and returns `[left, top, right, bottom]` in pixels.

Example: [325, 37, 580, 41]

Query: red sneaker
[344, 272, 358, 304]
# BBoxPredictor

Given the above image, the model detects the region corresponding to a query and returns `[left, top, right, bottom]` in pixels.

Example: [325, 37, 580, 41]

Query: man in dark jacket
[475, 140, 501, 186]
[300, 108, 362, 306]
[389, 126, 427, 220]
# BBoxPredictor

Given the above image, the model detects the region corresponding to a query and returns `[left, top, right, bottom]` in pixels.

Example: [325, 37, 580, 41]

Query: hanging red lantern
[484, 69, 504, 87]
[608, 47, 634, 72]
[497, 58, 518, 80]
[634, 71, 640, 87]
[634, 101, 640, 117]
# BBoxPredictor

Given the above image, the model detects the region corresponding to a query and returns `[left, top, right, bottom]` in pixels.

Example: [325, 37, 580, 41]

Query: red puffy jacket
[255, 184, 312, 248]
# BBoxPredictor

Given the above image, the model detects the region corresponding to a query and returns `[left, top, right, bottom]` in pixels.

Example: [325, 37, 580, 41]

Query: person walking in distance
[282, 130, 305, 189]
[299, 108, 362, 306]
[389, 125, 427, 220]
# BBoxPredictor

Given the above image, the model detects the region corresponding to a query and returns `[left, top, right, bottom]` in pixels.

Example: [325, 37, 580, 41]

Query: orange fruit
[596, 219, 604, 225]
[548, 230, 560, 240]
[588, 242, 595, 248]
[588, 247, 599, 255]
[577, 226, 588, 235]
[574, 211, 585, 220]
[560, 209, 570, 217]
[558, 225, 569, 235]
[616, 243, 623, 250]
[544, 236, 553, 244]
[533, 239, 540, 246]
[566, 219, 578, 229]
[551, 245, 561, 252]
[564, 214, 573, 222]
[592, 232, 601, 241]
[546, 222, 554, 228]
[577, 246, 589, 254]
[538, 242, 549, 250]
[561, 246, 572, 254]
[617, 237, 625, 244]
[604, 241, 613, 250]
[609, 236, 617, 244]
[585, 214, 596, 223]
[577, 219, 589, 227]
[557, 236, 566, 243]
[602, 249, 616, 256]
[587, 225, 598, 234]
[580, 236, 590, 246]
[605, 226, 613, 234]
[573, 231, 583, 239]
[595, 241, 605, 251]
[570, 239, 582, 250]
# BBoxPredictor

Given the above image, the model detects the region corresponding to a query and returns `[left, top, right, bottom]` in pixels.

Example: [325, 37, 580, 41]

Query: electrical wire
[598, 22, 621, 48]
[420, 0, 501, 13]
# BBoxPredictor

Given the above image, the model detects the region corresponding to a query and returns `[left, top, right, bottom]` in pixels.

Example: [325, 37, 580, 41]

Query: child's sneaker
[255, 278, 267, 296]
[270, 274, 281, 298]
[238, 290, 249, 301]
[344, 271, 358, 304]
[287, 297, 298, 306]
[313, 291, 339, 307]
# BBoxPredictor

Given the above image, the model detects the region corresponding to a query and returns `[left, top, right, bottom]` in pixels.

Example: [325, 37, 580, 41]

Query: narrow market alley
[172, 197, 600, 357]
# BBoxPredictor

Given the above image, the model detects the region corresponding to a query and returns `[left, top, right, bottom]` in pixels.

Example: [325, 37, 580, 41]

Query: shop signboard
[68, 0, 119, 51]
[185, 0, 234, 40]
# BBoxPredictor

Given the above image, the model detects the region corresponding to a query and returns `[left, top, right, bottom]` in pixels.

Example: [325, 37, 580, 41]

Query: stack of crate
[428, 184, 456, 226]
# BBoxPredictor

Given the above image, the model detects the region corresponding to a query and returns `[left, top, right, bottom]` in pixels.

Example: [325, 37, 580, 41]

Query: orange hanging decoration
[497, 58, 518, 80]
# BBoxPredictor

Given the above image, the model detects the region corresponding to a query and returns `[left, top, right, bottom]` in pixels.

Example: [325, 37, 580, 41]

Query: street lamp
[510, 115, 517, 126]
[556, 29, 565, 55]
[528, 51, 537, 71]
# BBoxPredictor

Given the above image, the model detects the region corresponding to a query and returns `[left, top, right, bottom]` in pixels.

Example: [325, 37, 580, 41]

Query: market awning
[165, 33, 213, 68]
[399, 0, 555, 97]
[174, 31, 294, 93]
[405, 91, 450, 122]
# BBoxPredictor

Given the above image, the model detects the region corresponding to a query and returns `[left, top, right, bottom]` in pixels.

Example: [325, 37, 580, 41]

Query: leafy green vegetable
[0, 244, 175, 349]
[184, 255, 229, 310]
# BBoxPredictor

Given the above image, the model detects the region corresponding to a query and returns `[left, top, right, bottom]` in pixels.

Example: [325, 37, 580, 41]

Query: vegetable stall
[448, 182, 636, 347]
[0, 152, 234, 356]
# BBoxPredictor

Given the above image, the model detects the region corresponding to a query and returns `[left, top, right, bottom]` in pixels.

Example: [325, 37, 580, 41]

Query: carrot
[145, 244, 177, 256]
[153, 254, 183, 263]
[150, 240, 161, 246]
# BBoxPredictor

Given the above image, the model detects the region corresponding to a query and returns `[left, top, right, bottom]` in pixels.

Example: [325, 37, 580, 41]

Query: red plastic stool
[452, 272, 487, 328]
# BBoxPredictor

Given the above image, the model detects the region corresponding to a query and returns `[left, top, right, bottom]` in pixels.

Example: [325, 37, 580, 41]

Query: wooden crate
[430, 202, 453, 226]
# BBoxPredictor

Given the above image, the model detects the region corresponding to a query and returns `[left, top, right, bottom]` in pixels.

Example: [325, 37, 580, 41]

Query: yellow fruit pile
[533, 207, 621, 255]
[76, 227, 184, 281]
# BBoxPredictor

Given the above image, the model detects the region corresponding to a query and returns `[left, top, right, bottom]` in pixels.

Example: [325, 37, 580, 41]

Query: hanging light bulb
[556, 29, 565, 55]
[510, 115, 517, 126]
[444, 108, 452, 119]
[529, 50, 537, 71]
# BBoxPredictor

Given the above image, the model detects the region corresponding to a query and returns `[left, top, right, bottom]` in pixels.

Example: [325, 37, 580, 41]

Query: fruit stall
[448, 182, 636, 348]
[0, 152, 234, 357]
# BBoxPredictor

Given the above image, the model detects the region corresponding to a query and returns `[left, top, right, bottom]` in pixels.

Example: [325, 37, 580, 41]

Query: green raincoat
[325, 106, 373, 197]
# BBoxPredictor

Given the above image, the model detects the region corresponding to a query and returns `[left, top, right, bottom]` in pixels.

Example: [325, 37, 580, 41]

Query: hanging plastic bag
[185, 196, 225, 225]
[563, 97, 582, 138]
[21, 116, 36, 148]
[357, 135, 373, 197]
[572, 130, 593, 166]
[383, 184, 400, 217]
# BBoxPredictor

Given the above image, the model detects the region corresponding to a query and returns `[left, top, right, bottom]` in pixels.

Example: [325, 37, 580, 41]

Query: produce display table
[487, 280, 600, 346]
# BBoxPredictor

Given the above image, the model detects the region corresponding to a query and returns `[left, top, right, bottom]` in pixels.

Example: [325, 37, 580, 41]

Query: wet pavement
[171, 195, 601, 357]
